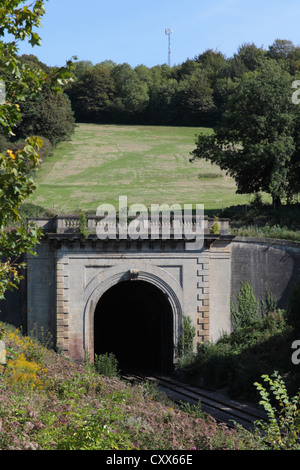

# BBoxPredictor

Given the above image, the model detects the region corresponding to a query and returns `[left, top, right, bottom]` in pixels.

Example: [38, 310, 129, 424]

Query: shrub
[178, 315, 196, 358]
[209, 216, 221, 234]
[56, 415, 136, 450]
[36, 394, 136, 450]
[261, 289, 277, 317]
[94, 352, 119, 377]
[262, 309, 286, 333]
[78, 211, 90, 239]
[0, 322, 5, 341]
[231, 224, 300, 243]
[4, 353, 47, 391]
[176, 292, 290, 399]
[0, 132, 10, 153]
[231, 281, 260, 329]
[254, 371, 300, 450]
[0, 321, 290, 450]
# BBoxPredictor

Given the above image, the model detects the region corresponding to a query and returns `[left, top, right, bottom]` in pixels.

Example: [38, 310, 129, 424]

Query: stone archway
[83, 264, 184, 370]
[94, 280, 174, 373]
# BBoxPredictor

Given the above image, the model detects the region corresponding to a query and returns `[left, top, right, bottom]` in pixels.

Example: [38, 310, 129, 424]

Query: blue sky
[16, 0, 300, 68]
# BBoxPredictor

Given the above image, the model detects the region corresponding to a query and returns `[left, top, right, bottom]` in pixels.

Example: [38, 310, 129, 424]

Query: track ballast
[121, 370, 267, 430]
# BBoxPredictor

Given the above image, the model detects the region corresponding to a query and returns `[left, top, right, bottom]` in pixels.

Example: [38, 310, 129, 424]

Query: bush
[94, 352, 119, 377]
[254, 372, 300, 450]
[177, 315, 196, 359]
[15, 91, 76, 147]
[231, 224, 300, 243]
[19, 202, 55, 221]
[0, 322, 290, 450]
[261, 289, 277, 317]
[4, 353, 47, 391]
[231, 281, 260, 329]
[176, 289, 289, 399]
[0, 132, 10, 152]
[209, 216, 221, 234]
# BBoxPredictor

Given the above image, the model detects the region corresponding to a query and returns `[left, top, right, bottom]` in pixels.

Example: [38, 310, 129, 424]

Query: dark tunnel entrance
[94, 280, 174, 374]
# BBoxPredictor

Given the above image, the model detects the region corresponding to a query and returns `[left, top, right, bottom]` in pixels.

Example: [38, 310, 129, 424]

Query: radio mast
[165, 28, 173, 67]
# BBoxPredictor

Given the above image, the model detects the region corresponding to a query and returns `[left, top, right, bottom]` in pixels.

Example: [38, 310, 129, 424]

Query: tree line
[2, 38, 300, 147]
[190, 41, 300, 207]
[64, 39, 300, 127]
[63, 38, 300, 206]
[2, 37, 300, 207]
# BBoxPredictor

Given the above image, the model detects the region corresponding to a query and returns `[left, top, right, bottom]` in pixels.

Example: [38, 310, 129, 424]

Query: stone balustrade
[27, 215, 230, 237]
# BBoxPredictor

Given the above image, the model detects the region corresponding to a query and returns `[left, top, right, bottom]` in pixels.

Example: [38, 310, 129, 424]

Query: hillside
[28, 124, 255, 213]
[0, 322, 263, 451]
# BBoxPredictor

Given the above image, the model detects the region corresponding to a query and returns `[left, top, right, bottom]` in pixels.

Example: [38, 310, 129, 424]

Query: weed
[0, 321, 295, 450]
[4, 353, 47, 391]
[178, 315, 196, 358]
[143, 379, 174, 406]
[254, 372, 300, 450]
[209, 216, 221, 234]
[178, 400, 207, 420]
[94, 352, 119, 378]
[232, 224, 300, 243]
[78, 211, 90, 239]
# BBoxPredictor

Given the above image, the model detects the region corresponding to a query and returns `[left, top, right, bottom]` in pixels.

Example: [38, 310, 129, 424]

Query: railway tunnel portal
[94, 280, 174, 373]
[2, 215, 300, 373]
[24, 215, 233, 372]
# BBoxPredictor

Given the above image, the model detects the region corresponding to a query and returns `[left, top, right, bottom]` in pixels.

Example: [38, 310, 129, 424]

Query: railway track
[121, 370, 267, 431]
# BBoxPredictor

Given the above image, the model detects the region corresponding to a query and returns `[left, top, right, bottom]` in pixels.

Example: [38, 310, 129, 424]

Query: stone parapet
[27, 215, 231, 237]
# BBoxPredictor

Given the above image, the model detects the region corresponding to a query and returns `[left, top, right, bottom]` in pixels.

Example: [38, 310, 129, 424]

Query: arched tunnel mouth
[94, 280, 174, 374]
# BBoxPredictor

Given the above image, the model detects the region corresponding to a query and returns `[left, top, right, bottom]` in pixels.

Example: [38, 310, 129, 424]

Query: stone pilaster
[196, 259, 210, 344]
[56, 257, 70, 355]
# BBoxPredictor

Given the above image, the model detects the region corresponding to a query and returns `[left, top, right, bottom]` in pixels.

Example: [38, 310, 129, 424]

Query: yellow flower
[7, 149, 15, 160]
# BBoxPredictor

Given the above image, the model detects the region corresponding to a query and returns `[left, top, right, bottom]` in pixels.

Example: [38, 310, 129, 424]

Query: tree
[11, 55, 75, 146]
[191, 59, 300, 207]
[111, 63, 149, 121]
[229, 43, 267, 78]
[73, 60, 93, 78]
[195, 49, 230, 82]
[174, 58, 200, 81]
[174, 69, 216, 125]
[147, 77, 179, 124]
[267, 39, 296, 60]
[65, 65, 115, 123]
[231, 281, 260, 329]
[266, 39, 300, 76]
[0, 0, 75, 299]
[267, 39, 300, 76]
[17, 90, 75, 146]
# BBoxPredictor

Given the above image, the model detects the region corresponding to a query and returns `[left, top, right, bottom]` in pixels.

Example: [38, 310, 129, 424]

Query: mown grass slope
[28, 124, 254, 213]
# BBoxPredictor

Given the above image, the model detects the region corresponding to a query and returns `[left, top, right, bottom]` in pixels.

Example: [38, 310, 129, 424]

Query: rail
[121, 371, 267, 431]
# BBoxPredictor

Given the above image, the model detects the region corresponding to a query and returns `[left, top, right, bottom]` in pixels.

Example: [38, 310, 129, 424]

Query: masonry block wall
[56, 255, 70, 356]
[231, 237, 300, 310]
[26, 242, 56, 338]
[4, 230, 300, 367]
[25, 235, 232, 363]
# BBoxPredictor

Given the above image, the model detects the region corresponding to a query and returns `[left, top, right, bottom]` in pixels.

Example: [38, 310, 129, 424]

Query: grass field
[28, 123, 255, 213]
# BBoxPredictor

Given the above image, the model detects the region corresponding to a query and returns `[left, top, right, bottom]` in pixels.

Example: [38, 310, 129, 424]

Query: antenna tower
[165, 28, 173, 66]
